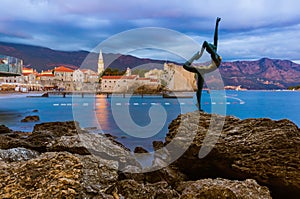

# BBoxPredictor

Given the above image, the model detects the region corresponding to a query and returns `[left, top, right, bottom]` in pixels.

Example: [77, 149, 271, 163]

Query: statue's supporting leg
[196, 74, 204, 111]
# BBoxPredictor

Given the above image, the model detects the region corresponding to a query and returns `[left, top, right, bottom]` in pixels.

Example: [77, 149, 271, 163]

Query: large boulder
[21, 115, 40, 122]
[108, 178, 271, 199]
[0, 152, 118, 199]
[166, 111, 300, 198]
[0, 147, 39, 162]
[47, 132, 141, 170]
[76, 154, 118, 198]
[0, 121, 141, 170]
[15, 121, 84, 152]
[0, 152, 83, 198]
[0, 135, 31, 150]
[176, 178, 271, 199]
[32, 121, 81, 137]
[0, 125, 11, 134]
[112, 180, 180, 199]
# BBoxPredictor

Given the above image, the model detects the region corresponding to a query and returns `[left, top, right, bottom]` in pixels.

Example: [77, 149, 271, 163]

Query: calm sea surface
[0, 90, 299, 151]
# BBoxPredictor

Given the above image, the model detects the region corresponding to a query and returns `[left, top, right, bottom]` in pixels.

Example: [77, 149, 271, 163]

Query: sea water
[0, 90, 299, 151]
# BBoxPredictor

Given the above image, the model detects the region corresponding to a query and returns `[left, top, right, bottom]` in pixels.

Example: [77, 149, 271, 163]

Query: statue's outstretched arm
[214, 17, 221, 50]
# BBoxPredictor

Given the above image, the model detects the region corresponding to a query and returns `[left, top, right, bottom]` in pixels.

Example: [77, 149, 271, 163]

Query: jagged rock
[176, 178, 272, 199]
[0, 135, 32, 150]
[166, 111, 300, 198]
[134, 146, 149, 153]
[153, 140, 164, 150]
[47, 133, 141, 170]
[0, 125, 11, 134]
[119, 164, 186, 188]
[0, 147, 39, 162]
[0, 152, 82, 198]
[0, 120, 277, 198]
[0, 151, 271, 198]
[144, 166, 187, 186]
[21, 115, 40, 122]
[0, 152, 118, 199]
[0, 122, 83, 151]
[32, 121, 82, 137]
[104, 133, 118, 140]
[118, 165, 145, 182]
[75, 154, 118, 198]
[1, 121, 140, 170]
[113, 180, 180, 199]
[19, 121, 85, 152]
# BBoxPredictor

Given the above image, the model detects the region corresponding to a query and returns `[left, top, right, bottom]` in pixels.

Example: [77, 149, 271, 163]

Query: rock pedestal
[166, 111, 300, 198]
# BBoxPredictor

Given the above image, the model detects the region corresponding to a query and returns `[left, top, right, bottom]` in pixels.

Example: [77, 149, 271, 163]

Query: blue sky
[1, 0, 300, 62]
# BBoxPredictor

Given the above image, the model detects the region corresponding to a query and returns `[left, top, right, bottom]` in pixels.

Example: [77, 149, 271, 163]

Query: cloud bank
[1, 0, 300, 61]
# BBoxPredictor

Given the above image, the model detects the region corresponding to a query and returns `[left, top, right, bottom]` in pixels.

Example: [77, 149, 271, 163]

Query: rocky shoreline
[0, 111, 299, 198]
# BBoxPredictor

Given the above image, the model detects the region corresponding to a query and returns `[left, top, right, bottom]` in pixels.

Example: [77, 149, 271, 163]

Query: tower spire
[98, 49, 104, 75]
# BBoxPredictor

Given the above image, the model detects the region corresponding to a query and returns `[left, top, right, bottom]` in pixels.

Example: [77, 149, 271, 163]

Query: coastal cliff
[0, 112, 299, 198]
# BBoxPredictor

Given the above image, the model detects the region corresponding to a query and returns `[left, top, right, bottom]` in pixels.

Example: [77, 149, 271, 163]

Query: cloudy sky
[1, 0, 300, 62]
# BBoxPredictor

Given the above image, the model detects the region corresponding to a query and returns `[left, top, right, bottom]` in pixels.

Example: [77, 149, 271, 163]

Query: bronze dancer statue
[183, 17, 222, 111]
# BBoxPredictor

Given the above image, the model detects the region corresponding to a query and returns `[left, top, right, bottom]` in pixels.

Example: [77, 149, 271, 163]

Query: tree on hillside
[102, 68, 126, 76]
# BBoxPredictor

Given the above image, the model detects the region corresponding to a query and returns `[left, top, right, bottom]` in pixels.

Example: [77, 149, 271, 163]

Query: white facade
[101, 75, 138, 92]
[73, 69, 85, 82]
[101, 75, 161, 92]
[83, 69, 99, 83]
[145, 68, 164, 79]
[73, 69, 98, 83]
[53, 66, 74, 82]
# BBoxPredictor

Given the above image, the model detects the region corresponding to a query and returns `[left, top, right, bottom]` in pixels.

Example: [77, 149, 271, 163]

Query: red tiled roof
[101, 76, 123, 80]
[83, 70, 97, 75]
[38, 70, 55, 77]
[123, 75, 137, 80]
[22, 67, 35, 76]
[22, 67, 33, 71]
[102, 75, 138, 80]
[137, 78, 151, 81]
[54, 66, 74, 72]
[38, 74, 55, 77]
[22, 73, 33, 76]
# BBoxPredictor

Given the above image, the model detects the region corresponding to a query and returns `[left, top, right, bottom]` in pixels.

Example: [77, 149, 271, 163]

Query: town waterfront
[0, 90, 299, 151]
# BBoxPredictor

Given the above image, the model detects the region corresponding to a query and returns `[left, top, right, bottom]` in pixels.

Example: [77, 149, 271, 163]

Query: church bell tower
[98, 49, 104, 75]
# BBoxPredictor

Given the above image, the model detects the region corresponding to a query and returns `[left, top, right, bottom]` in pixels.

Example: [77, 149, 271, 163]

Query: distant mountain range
[1, 41, 300, 89]
[0, 42, 165, 72]
[220, 58, 300, 89]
